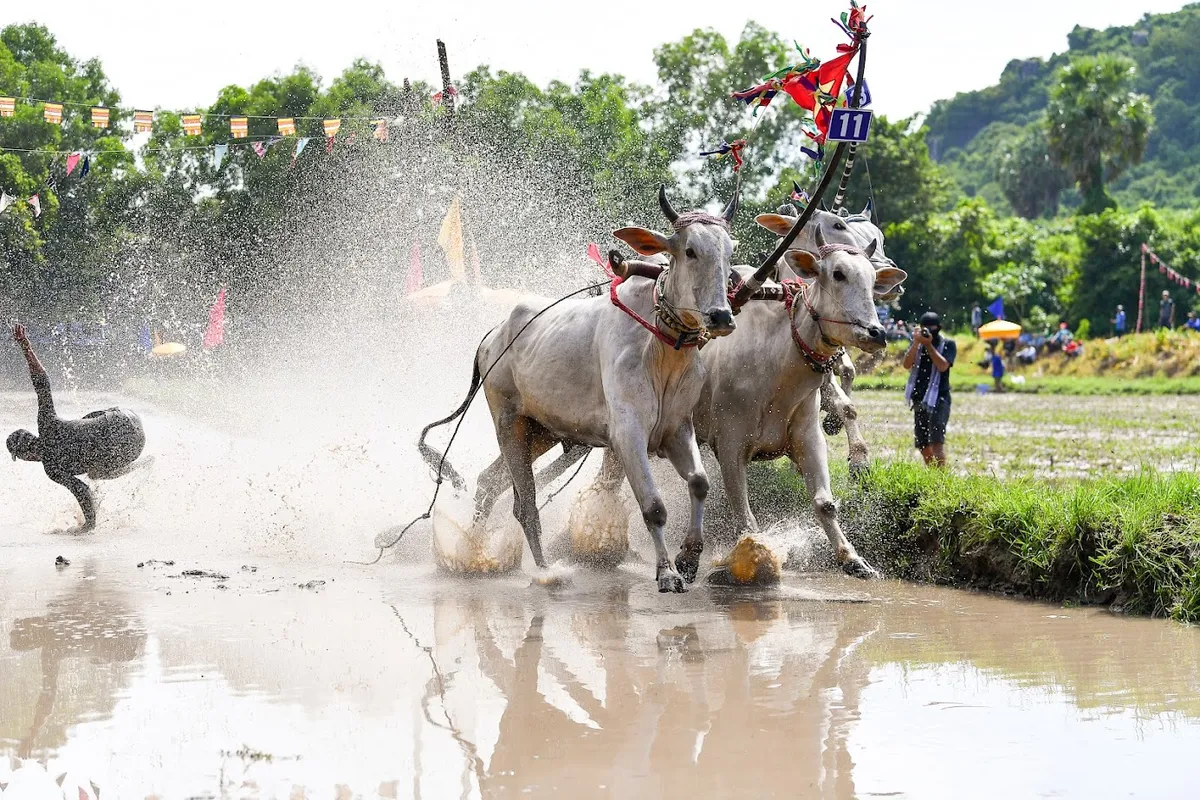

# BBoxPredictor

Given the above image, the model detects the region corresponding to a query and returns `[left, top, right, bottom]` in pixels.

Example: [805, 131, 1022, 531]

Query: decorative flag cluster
[731, 1, 871, 162]
[699, 139, 747, 172]
[1143, 243, 1199, 294]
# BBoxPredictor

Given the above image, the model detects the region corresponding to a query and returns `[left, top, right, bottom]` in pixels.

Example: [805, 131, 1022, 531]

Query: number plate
[842, 80, 872, 108]
[827, 108, 873, 143]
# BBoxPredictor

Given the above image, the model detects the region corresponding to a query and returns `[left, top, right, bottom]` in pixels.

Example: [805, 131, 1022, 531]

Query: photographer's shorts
[913, 400, 951, 449]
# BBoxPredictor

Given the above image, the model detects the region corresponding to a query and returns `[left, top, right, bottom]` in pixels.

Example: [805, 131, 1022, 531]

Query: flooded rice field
[2, 390, 1200, 798]
[853, 391, 1200, 478]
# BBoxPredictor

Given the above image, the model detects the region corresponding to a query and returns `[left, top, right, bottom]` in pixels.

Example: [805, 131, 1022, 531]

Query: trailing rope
[347, 278, 611, 566]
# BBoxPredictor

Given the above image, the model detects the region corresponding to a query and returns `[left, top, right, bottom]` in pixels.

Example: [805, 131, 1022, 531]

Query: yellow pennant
[230, 117, 248, 138]
[182, 114, 202, 136]
[438, 195, 466, 282]
[91, 107, 110, 128]
[134, 110, 153, 132]
[277, 118, 295, 136]
[44, 103, 64, 125]
[323, 118, 341, 138]
[0, 97, 14, 117]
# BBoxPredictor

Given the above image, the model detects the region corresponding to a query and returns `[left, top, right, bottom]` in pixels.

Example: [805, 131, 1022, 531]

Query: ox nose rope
[348, 278, 611, 567]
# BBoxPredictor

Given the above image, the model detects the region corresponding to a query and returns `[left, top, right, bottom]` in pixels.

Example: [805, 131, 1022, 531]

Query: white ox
[423, 187, 739, 593]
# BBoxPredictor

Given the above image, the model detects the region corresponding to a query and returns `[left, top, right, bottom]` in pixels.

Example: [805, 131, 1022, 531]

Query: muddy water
[3, 395, 1200, 798]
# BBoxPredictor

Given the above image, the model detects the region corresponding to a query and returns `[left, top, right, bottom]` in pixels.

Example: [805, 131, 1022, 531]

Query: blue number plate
[827, 108, 873, 143]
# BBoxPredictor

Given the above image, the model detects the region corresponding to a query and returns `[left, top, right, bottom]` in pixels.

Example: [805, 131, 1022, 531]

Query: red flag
[203, 286, 226, 348]
[587, 243, 605, 268]
[66, 152, 82, 176]
[782, 50, 856, 144]
[406, 244, 423, 294]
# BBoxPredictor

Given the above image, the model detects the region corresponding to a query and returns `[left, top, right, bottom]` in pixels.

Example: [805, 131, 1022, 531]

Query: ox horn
[658, 184, 679, 224]
[815, 224, 827, 249]
[722, 183, 741, 223]
[865, 238, 878, 259]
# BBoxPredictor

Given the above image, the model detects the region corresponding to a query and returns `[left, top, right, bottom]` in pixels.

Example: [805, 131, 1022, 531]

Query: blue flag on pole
[138, 324, 152, 352]
[987, 297, 1005, 320]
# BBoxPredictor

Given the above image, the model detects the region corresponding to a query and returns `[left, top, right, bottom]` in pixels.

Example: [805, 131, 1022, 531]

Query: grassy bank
[760, 461, 1200, 622]
[865, 330, 1200, 394]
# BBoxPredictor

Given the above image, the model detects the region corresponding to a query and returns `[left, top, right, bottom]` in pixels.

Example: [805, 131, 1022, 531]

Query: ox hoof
[841, 556, 879, 580]
[822, 412, 845, 436]
[848, 461, 870, 483]
[674, 546, 703, 584]
[657, 570, 686, 594]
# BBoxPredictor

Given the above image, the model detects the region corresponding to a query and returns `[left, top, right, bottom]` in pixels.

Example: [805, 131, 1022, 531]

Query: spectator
[1017, 344, 1037, 364]
[1187, 311, 1200, 332]
[971, 303, 982, 337]
[1112, 304, 1127, 337]
[989, 344, 1005, 392]
[1064, 340, 1082, 358]
[1160, 291, 1175, 330]
[1047, 322, 1074, 352]
[903, 311, 956, 468]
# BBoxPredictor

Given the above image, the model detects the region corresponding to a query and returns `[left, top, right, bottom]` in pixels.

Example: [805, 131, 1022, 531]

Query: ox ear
[613, 227, 671, 256]
[873, 266, 907, 297]
[783, 249, 820, 278]
[755, 213, 796, 237]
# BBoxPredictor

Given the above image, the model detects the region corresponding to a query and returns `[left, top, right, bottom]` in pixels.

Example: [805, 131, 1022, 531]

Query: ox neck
[788, 283, 845, 372]
[611, 271, 706, 351]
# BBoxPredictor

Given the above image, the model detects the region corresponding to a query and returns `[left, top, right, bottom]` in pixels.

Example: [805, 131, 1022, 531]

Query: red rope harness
[607, 266, 703, 350]
[782, 279, 846, 372]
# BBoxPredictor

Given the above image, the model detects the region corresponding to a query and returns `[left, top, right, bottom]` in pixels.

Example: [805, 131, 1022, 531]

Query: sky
[1, 0, 1190, 120]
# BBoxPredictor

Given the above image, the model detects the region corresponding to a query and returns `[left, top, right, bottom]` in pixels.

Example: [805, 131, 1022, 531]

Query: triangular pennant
[79, 155, 90, 179]
[0, 97, 14, 117]
[0, 192, 13, 214]
[91, 107, 110, 128]
[43, 103, 63, 125]
[323, 119, 341, 137]
[230, 117, 248, 138]
[586, 243, 605, 268]
[277, 117, 296, 136]
[252, 141, 268, 159]
[213, 144, 228, 169]
[182, 114, 203, 136]
[133, 110, 153, 132]
[292, 137, 310, 167]
[204, 286, 227, 349]
[28, 195, 41, 217]
[66, 152, 82, 177]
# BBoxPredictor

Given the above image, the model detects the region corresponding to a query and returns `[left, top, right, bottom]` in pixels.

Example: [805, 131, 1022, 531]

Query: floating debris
[240, 565, 258, 573]
[298, 580, 326, 590]
[137, 559, 176, 568]
[182, 569, 230, 580]
[55, 555, 70, 567]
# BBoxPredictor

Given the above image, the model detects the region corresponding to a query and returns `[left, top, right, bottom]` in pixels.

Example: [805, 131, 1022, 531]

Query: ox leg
[714, 437, 758, 540]
[789, 405, 878, 580]
[494, 410, 548, 568]
[662, 422, 709, 584]
[824, 362, 869, 479]
[475, 443, 592, 525]
[611, 425, 684, 594]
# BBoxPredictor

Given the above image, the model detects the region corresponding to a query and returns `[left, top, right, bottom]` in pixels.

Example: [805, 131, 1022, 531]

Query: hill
[925, 3, 1200, 213]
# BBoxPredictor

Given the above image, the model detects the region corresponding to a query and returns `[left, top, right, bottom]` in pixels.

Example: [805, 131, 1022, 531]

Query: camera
[920, 327, 931, 339]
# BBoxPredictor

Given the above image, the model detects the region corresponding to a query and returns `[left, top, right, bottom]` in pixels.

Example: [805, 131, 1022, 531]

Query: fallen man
[7, 324, 147, 531]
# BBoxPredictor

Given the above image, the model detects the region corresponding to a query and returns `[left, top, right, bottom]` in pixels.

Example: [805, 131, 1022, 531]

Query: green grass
[758, 460, 1200, 622]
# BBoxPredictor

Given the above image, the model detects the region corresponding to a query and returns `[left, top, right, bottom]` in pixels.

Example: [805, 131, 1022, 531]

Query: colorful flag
[431, 85, 456, 105]
[781, 50, 856, 144]
[372, 119, 389, 142]
[0, 97, 14, 117]
[586, 242, 606, 269]
[323, 119, 341, 138]
[438, 196, 466, 282]
[0, 192, 13, 214]
[28, 195, 41, 218]
[790, 180, 810, 206]
[66, 152, 81, 176]
[405, 243, 424, 295]
[230, 117, 248, 138]
[292, 137, 310, 166]
[44, 103, 63, 125]
[134, 110, 153, 132]
[91, 107, 110, 128]
[203, 286, 227, 349]
[326, 135, 334, 154]
[987, 297, 1005, 320]
[182, 114, 202, 136]
[252, 140, 268, 159]
[80, 155, 90, 179]
[277, 117, 295, 136]
[213, 144, 228, 169]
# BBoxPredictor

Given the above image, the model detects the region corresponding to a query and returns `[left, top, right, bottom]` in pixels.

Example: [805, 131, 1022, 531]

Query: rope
[347, 278, 611, 566]
[538, 448, 593, 511]
[4, 93, 398, 122]
[862, 153, 878, 222]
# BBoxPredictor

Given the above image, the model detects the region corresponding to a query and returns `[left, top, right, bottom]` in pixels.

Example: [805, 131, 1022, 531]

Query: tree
[1045, 55, 1153, 214]
[996, 120, 1070, 219]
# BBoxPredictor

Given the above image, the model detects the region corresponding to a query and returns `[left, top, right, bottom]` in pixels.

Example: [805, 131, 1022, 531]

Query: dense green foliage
[929, 3, 1200, 212]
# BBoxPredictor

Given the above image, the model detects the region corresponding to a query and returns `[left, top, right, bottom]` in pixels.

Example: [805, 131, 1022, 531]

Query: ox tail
[417, 333, 490, 492]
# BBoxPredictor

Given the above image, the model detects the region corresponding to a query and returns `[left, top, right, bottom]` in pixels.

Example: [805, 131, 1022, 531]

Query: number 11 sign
[826, 108, 873, 143]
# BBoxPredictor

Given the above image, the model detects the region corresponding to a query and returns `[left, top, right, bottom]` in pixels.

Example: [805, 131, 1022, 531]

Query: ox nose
[867, 324, 886, 344]
[706, 309, 736, 336]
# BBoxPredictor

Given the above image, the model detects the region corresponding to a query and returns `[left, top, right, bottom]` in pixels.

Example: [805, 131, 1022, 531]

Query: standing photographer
[903, 311, 956, 467]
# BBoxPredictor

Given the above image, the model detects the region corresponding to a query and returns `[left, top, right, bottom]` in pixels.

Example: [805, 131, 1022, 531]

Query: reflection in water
[0, 566, 1198, 797]
[2, 568, 144, 759]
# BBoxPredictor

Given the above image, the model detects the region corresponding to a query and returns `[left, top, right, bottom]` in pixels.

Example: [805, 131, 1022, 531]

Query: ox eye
[833, 222, 846, 231]
[685, 247, 696, 258]
[833, 270, 846, 282]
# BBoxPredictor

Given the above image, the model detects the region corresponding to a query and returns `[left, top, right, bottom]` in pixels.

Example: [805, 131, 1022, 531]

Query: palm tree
[997, 118, 1071, 219]
[1045, 54, 1153, 214]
